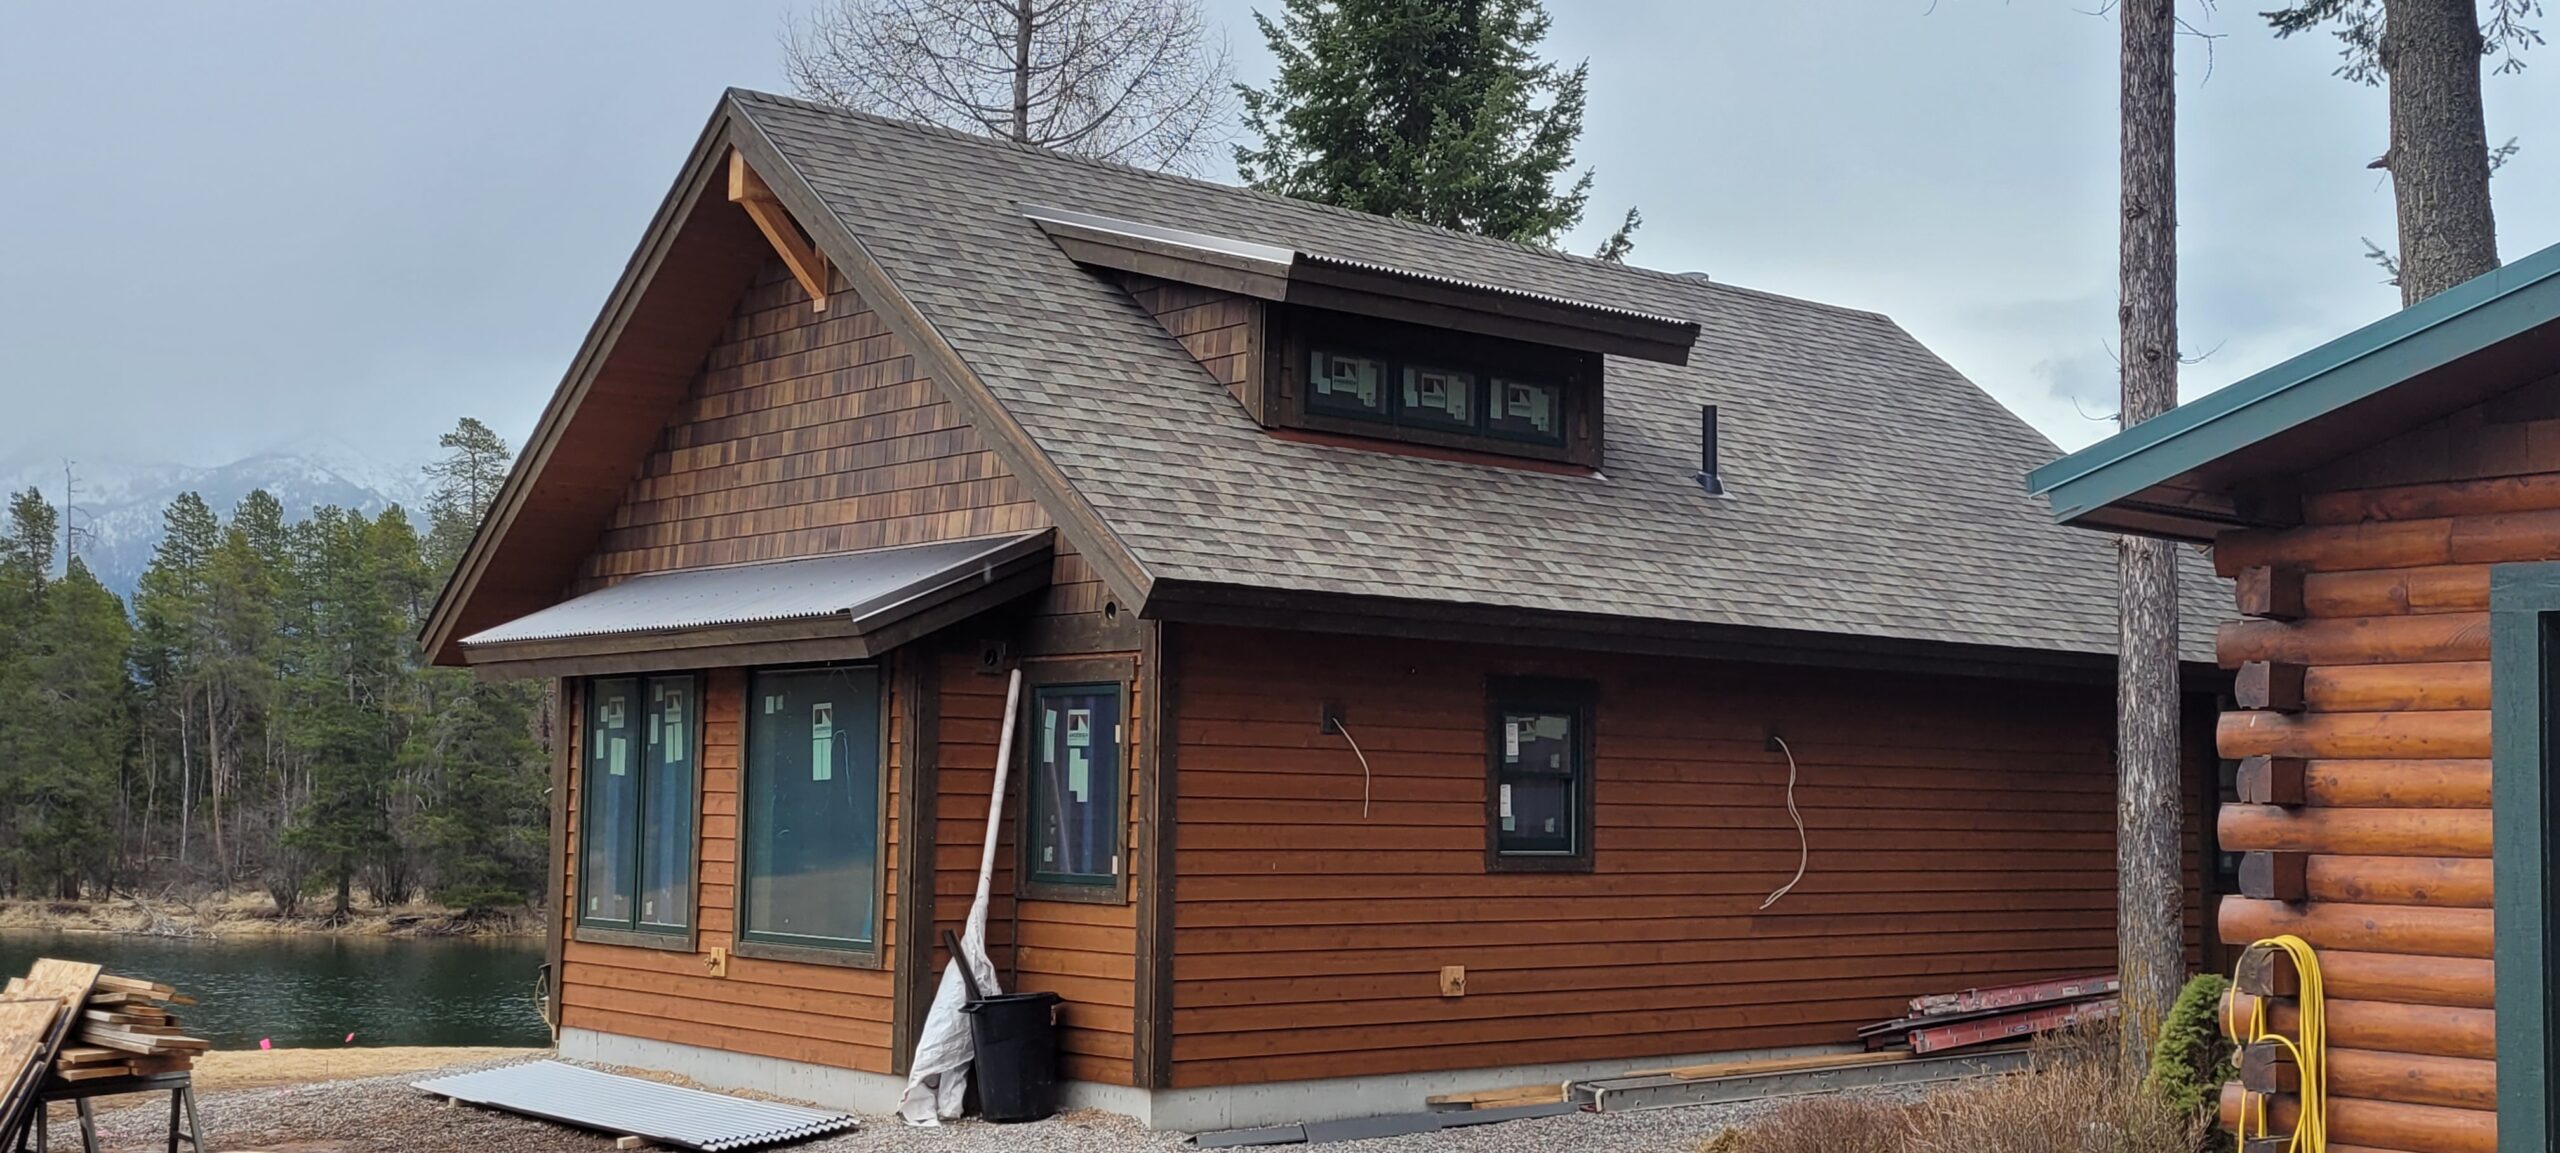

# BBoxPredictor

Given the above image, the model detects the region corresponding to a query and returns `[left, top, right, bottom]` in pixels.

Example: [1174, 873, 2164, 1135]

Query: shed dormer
[1023, 205, 1700, 470]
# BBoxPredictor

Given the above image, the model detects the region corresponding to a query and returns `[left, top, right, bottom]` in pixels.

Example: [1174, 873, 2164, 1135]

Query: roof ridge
[724, 87, 1889, 324]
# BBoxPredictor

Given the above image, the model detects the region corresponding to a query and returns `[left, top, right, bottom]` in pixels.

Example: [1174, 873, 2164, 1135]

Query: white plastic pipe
[898, 666, 1022, 1124]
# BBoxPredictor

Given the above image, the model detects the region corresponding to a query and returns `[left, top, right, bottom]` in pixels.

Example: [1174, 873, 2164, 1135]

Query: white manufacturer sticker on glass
[1068, 746, 1091, 803]
[608, 736, 628, 777]
[1499, 783, 1514, 830]
[602, 697, 625, 729]
[1504, 720, 1520, 761]
[811, 701, 835, 782]
[663, 692, 687, 764]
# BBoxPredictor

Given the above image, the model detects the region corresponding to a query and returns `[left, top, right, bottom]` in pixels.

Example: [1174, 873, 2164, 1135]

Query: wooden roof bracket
[728, 150, 831, 312]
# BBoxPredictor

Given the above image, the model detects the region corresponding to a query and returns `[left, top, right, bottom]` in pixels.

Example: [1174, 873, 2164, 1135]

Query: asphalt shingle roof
[732, 89, 2225, 661]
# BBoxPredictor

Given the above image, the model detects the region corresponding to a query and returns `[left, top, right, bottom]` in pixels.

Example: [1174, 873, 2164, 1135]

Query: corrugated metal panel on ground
[460, 530, 1047, 646]
[414, 1060, 857, 1151]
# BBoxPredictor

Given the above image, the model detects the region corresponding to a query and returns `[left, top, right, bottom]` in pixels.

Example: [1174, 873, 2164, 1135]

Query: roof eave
[2028, 244, 2560, 532]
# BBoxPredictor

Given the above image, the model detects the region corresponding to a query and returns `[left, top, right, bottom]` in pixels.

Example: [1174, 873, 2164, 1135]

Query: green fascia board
[2490, 561, 2560, 1152]
[2027, 241, 2560, 523]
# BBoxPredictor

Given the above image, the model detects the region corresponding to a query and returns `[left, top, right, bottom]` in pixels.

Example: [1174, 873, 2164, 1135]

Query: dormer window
[1018, 204, 1701, 473]
[1278, 307, 1601, 466]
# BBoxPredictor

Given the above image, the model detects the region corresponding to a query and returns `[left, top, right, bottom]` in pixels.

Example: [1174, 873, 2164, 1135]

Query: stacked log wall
[2205, 387, 2560, 1153]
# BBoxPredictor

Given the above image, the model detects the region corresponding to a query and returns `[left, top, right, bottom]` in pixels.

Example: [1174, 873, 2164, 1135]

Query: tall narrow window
[743, 666, 883, 958]
[1486, 678, 1595, 872]
[580, 674, 697, 936]
[1023, 681, 1126, 901]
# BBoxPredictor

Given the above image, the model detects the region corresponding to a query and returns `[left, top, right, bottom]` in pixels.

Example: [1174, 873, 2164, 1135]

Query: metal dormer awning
[458, 530, 1052, 679]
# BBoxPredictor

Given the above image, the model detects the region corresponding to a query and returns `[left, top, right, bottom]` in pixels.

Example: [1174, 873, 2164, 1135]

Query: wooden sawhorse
[13, 1073, 202, 1153]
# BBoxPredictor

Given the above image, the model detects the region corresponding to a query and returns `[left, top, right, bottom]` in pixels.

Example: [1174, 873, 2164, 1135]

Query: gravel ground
[60, 1057, 1877, 1153]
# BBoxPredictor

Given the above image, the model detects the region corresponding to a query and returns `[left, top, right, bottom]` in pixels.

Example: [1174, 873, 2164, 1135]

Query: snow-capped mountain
[0, 441, 440, 599]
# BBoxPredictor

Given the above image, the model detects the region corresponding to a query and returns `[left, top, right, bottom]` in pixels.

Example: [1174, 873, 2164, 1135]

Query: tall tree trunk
[177, 697, 194, 883]
[2380, 0, 2501, 304]
[207, 696, 227, 883]
[1011, 0, 1035, 141]
[2117, 0, 2185, 1069]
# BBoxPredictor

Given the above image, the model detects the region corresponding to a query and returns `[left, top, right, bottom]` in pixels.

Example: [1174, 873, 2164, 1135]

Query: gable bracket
[728, 150, 831, 312]
[725, 110, 1157, 614]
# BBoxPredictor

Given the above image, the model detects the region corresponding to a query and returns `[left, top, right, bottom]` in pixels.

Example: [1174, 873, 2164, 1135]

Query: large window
[1022, 678, 1127, 902]
[1486, 678, 1595, 872]
[742, 666, 884, 960]
[580, 675, 698, 938]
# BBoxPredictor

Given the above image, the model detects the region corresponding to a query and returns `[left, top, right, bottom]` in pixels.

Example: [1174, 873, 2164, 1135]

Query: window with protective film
[742, 666, 883, 959]
[1022, 680, 1127, 901]
[1486, 678, 1595, 872]
[579, 675, 698, 936]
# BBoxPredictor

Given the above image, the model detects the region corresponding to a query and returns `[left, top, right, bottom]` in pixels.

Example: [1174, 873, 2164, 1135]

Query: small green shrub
[2146, 974, 2237, 1122]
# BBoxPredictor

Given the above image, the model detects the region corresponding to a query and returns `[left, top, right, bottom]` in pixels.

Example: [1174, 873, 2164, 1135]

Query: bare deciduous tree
[782, 0, 1233, 174]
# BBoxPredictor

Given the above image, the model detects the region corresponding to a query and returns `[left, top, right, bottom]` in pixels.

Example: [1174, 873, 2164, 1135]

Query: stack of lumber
[19, 974, 206, 1083]
[0, 959, 101, 1145]
[1859, 973, 2120, 1054]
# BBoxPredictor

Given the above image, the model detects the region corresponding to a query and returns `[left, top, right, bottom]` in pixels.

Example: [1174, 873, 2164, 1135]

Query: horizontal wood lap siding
[930, 648, 1141, 1086]
[2207, 384, 2560, 1149]
[1167, 626, 2191, 1088]
[577, 260, 1051, 588]
[560, 669, 900, 1072]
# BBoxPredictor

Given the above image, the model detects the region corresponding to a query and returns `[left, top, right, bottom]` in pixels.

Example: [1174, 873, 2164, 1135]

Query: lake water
[0, 931, 550, 1049]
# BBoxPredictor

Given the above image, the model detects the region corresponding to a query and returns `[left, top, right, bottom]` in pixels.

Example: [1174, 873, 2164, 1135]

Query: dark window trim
[1484, 676, 1597, 874]
[574, 672, 704, 949]
[735, 661, 892, 970]
[1018, 656, 1137, 905]
[1269, 305, 1603, 468]
[2492, 561, 2560, 1151]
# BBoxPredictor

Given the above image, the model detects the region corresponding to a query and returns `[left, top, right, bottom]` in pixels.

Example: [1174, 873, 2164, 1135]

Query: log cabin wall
[1166, 625, 2211, 1088]
[2207, 384, 2560, 1153]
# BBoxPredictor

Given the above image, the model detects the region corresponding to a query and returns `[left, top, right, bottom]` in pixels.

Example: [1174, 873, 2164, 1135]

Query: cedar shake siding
[576, 260, 1047, 591]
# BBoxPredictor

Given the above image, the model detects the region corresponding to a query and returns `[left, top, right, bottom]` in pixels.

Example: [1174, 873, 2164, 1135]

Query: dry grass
[1699, 1028, 2213, 1153]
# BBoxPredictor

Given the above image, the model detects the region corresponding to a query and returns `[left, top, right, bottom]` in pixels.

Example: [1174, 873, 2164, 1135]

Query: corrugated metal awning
[415, 1060, 856, 1150]
[457, 530, 1051, 679]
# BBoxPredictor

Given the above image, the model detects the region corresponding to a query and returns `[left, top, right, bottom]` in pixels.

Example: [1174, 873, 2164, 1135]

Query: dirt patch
[189, 1047, 549, 1093]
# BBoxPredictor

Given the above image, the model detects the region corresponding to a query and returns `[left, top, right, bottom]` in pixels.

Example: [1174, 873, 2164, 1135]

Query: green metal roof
[2029, 240, 2560, 533]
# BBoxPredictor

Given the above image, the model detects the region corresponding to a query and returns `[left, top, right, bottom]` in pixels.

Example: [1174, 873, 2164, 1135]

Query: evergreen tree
[6, 557, 131, 896]
[424, 418, 510, 577]
[1235, 0, 1613, 247]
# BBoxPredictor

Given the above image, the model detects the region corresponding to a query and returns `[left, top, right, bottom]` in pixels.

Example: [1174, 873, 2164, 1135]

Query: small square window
[1307, 349, 1388, 420]
[1489, 377, 1565, 444]
[1487, 679, 1594, 872]
[1399, 364, 1480, 431]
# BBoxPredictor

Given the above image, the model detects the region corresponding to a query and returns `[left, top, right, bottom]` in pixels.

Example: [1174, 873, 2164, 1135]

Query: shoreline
[0, 896, 543, 940]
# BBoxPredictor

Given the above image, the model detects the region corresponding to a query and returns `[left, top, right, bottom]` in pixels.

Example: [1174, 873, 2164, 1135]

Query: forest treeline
[0, 419, 548, 917]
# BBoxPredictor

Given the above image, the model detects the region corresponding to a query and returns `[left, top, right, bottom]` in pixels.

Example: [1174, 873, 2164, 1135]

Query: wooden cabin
[427, 89, 2229, 1131]
[2032, 246, 2560, 1153]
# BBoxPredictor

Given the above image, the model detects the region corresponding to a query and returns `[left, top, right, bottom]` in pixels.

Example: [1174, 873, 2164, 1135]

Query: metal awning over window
[458, 530, 1052, 679]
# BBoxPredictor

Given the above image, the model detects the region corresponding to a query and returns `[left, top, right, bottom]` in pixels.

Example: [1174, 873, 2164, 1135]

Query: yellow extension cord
[2224, 935, 2327, 1153]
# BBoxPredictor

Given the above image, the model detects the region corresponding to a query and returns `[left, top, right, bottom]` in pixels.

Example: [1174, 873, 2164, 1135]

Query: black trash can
[965, 991, 1063, 1122]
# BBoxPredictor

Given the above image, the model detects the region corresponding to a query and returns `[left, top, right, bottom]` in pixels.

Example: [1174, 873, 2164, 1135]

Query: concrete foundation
[562, 1027, 1844, 1132]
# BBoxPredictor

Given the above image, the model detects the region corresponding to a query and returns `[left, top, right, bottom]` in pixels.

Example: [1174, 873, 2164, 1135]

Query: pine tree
[131, 491, 221, 881]
[9, 557, 131, 897]
[1235, 0, 1618, 248]
[2262, 0, 2540, 303]
[424, 418, 511, 577]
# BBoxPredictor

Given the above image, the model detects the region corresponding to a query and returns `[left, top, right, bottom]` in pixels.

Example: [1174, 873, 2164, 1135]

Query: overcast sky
[2, 1, 2554, 473]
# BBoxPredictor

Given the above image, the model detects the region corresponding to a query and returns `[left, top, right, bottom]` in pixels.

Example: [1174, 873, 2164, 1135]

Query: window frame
[574, 672, 704, 951]
[1268, 306, 1604, 467]
[1017, 657, 1137, 906]
[1483, 676, 1598, 874]
[733, 661, 893, 970]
